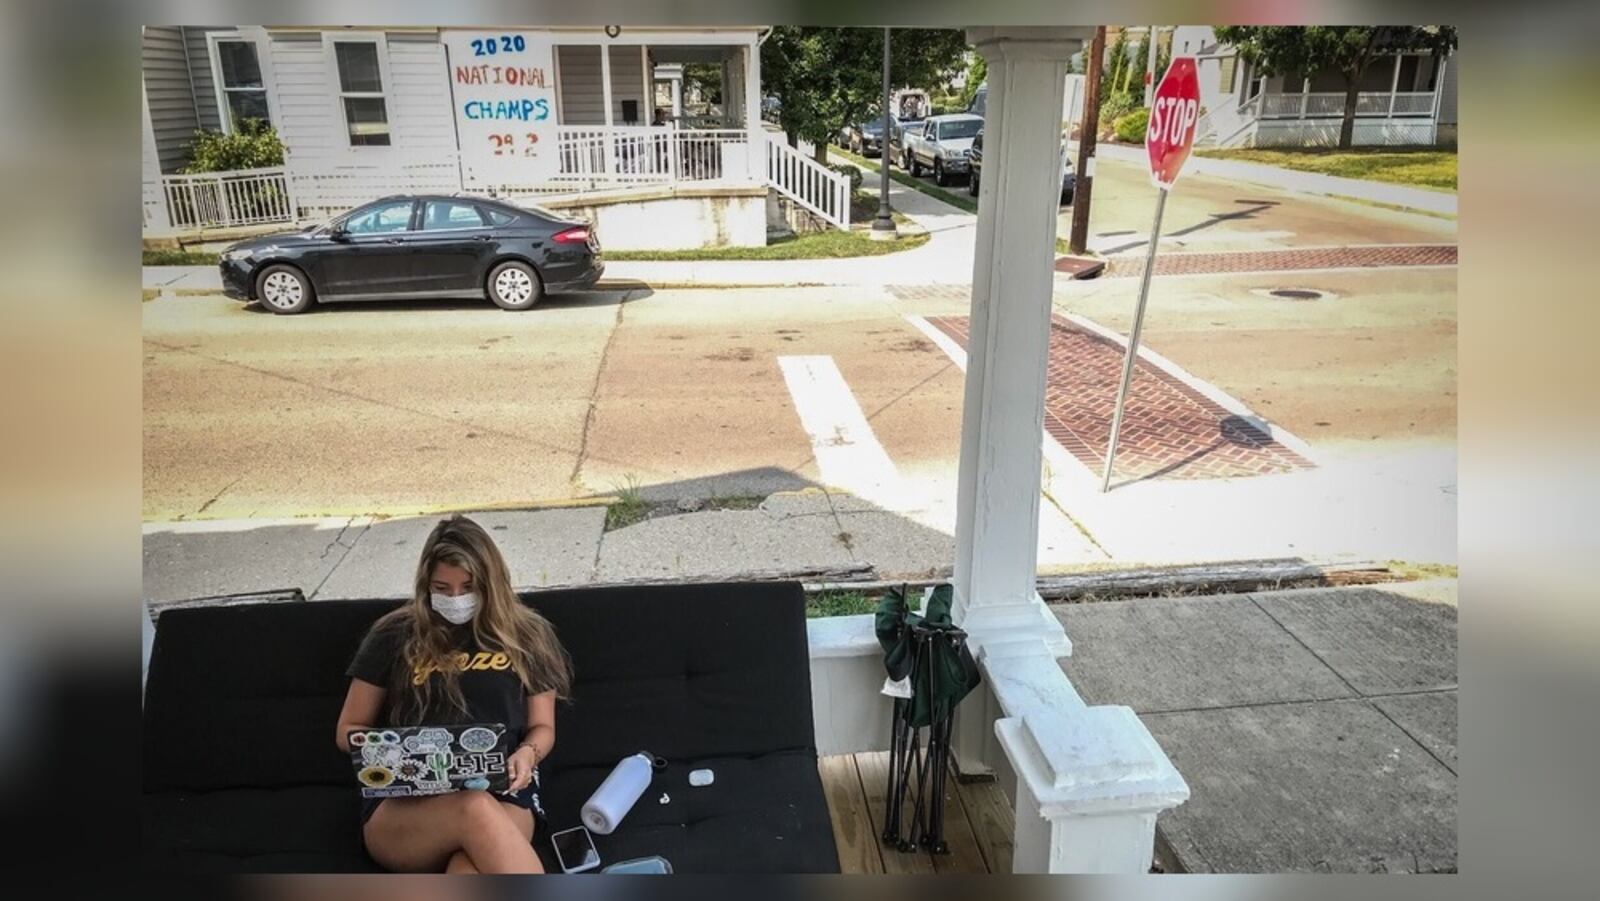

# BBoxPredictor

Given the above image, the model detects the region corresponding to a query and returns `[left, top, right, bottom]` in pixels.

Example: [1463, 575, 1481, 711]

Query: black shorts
[360, 767, 547, 834]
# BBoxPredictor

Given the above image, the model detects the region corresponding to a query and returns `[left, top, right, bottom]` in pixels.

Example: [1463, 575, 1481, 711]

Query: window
[213, 38, 271, 132]
[341, 200, 413, 235]
[482, 206, 521, 227]
[937, 119, 981, 141]
[420, 200, 487, 230]
[334, 41, 390, 146]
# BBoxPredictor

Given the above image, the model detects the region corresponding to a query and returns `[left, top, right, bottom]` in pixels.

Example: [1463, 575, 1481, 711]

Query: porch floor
[818, 752, 1013, 874]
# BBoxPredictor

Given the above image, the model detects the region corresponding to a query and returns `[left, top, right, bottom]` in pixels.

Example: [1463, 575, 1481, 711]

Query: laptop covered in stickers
[347, 723, 512, 798]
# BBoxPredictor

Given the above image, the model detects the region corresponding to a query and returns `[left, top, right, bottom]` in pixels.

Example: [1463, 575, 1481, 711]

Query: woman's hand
[507, 744, 539, 792]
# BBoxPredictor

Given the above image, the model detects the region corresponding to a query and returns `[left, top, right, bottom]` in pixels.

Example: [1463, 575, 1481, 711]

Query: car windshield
[938, 119, 982, 140]
[862, 118, 891, 132]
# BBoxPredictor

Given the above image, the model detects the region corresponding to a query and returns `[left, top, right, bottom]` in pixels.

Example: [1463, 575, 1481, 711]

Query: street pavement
[1059, 580, 1457, 873]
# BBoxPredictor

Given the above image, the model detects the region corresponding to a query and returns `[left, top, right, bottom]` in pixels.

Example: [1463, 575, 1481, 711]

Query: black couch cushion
[143, 581, 839, 873]
[143, 785, 376, 873]
[534, 751, 838, 874]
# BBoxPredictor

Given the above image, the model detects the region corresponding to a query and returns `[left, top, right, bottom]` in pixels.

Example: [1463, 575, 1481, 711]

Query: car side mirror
[329, 225, 351, 241]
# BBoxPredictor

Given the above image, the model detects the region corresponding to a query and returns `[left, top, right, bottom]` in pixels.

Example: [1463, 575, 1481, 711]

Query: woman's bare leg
[446, 850, 478, 873]
[497, 800, 540, 873]
[364, 792, 541, 873]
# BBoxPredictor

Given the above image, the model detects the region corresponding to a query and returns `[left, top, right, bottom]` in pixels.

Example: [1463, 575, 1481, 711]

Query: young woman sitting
[335, 514, 572, 873]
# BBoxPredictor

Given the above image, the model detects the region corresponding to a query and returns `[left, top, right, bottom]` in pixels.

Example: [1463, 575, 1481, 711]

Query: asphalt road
[144, 259, 1455, 523]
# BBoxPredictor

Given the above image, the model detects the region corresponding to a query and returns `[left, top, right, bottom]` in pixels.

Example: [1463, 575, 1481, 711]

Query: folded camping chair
[874, 583, 981, 854]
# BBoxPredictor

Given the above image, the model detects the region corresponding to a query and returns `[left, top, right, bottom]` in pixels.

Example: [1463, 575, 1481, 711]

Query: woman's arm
[518, 689, 557, 760]
[506, 690, 557, 790]
[335, 678, 387, 753]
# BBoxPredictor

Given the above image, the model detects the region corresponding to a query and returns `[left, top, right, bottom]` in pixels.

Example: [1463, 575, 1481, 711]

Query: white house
[1170, 26, 1458, 148]
[141, 26, 851, 249]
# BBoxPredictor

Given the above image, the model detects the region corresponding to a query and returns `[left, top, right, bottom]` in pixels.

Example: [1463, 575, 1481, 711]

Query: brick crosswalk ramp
[926, 315, 1314, 482]
[1098, 244, 1456, 278]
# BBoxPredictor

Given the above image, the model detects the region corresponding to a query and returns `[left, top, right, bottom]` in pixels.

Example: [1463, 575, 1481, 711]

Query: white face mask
[430, 591, 479, 625]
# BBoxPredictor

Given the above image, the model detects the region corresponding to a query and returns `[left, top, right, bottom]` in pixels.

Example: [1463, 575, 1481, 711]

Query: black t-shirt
[345, 617, 529, 737]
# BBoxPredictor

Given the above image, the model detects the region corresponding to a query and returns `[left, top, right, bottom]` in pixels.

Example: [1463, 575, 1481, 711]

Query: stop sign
[1146, 56, 1201, 189]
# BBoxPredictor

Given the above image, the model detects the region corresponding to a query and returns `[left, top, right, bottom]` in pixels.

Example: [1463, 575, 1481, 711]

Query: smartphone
[550, 826, 600, 874]
[601, 856, 673, 874]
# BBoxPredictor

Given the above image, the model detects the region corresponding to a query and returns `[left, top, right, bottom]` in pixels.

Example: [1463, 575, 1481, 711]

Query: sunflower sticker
[358, 766, 395, 789]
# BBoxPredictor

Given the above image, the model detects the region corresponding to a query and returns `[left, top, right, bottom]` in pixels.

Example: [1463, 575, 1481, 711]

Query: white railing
[541, 125, 752, 191]
[1259, 91, 1440, 120]
[288, 154, 463, 220]
[161, 166, 294, 230]
[766, 139, 851, 230]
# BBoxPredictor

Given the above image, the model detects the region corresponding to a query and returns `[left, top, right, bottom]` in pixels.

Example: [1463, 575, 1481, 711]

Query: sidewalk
[1058, 580, 1457, 872]
[1094, 142, 1458, 216]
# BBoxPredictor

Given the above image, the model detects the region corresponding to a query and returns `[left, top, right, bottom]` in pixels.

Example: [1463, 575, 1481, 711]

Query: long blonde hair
[376, 514, 573, 724]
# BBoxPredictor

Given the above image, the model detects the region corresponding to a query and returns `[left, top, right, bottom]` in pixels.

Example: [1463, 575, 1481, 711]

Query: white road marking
[777, 355, 908, 513]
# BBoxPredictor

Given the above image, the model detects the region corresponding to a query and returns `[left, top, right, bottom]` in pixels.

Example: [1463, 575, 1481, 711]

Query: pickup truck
[897, 113, 983, 186]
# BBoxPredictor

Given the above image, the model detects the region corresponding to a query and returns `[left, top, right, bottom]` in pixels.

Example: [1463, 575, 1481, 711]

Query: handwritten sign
[443, 31, 559, 186]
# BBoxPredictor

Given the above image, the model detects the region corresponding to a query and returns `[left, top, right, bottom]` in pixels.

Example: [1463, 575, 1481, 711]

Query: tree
[1103, 29, 1131, 103]
[762, 27, 969, 163]
[1213, 26, 1457, 149]
[959, 53, 987, 109]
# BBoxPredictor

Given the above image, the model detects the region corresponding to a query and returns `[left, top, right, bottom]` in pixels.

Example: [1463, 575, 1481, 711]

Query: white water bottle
[581, 753, 654, 834]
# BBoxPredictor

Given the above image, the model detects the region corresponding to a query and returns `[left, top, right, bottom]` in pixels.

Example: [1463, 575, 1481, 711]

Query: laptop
[348, 723, 511, 798]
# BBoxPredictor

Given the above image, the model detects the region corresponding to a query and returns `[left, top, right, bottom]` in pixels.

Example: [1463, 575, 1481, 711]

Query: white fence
[766, 139, 851, 230]
[144, 126, 853, 234]
[1259, 90, 1438, 119]
[161, 167, 294, 230]
[535, 126, 753, 191]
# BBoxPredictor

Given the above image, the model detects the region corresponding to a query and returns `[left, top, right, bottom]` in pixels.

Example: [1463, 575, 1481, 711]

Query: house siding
[142, 26, 199, 173]
[556, 44, 647, 125]
[1437, 49, 1458, 126]
[387, 32, 460, 152]
[184, 26, 230, 133]
[266, 31, 338, 161]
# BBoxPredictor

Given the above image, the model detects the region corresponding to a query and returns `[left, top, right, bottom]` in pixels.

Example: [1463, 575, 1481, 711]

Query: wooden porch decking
[819, 752, 1014, 875]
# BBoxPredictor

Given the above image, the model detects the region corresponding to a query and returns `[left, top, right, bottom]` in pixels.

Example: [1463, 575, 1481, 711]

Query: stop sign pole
[1101, 56, 1201, 492]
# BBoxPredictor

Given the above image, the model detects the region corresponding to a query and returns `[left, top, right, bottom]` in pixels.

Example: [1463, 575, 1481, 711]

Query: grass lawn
[605, 202, 925, 261]
[1195, 147, 1457, 191]
[833, 145, 979, 214]
[805, 589, 879, 618]
[144, 248, 221, 266]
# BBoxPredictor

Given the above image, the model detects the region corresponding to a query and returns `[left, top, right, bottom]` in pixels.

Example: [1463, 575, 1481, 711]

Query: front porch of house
[1197, 49, 1455, 147]
[141, 26, 850, 247]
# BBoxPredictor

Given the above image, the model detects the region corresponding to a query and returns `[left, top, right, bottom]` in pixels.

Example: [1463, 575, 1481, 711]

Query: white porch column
[1387, 53, 1403, 117]
[743, 40, 764, 182]
[671, 76, 682, 117]
[600, 45, 616, 175]
[950, 27, 1079, 678]
[950, 27, 1190, 873]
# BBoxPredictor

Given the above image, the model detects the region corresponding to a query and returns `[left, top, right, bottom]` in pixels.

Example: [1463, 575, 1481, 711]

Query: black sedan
[219, 194, 603, 314]
[967, 129, 1076, 204]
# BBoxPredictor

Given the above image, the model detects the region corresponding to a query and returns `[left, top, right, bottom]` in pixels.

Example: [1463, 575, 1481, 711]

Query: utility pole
[871, 27, 898, 240]
[1144, 26, 1159, 107]
[1068, 26, 1105, 256]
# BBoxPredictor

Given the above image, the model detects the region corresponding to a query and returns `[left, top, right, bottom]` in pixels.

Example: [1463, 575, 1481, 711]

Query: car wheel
[487, 260, 543, 311]
[909, 155, 922, 177]
[968, 170, 980, 197]
[255, 264, 314, 315]
[933, 160, 947, 186]
[1062, 189, 1075, 206]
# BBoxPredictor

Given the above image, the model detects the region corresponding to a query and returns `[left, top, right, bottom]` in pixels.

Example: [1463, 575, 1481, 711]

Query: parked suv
[899, 113, 983, 186]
